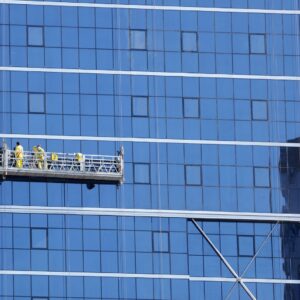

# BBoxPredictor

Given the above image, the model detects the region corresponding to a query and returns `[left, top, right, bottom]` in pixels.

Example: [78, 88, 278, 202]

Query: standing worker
[33, 144, 45, 169]
[75, 152, 85, 171]
[15, 142, 24, 168]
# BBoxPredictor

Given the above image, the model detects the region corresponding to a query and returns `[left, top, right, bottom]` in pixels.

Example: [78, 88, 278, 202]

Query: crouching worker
[33, 144, 45, 169]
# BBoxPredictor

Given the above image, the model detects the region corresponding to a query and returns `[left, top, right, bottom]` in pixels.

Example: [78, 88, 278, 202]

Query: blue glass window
[185, 165, 202, 185]
[29, 93, 45, 113]
[132, 96, 148, 116]
[184, 98, 199, 118]
[238, 236, 254, 256]
[250, 34, 265, 54]
[134, 163, 150, 184]
[254, 167, 270, 187]
[31, 228, 47, 249]
[153, 231, 169, 252]
[130, 30, 146, 50]
[252, 100, 268, 120]
[28, 26, 44, 46]
[182, 31, 197, 52]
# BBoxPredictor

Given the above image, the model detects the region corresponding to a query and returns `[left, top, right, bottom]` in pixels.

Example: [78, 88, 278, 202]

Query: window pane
[31, 228, 47, 249]
[250, 34, 265, 54]
[184, 98, 199, 118]
[29, 93, 45, 113]
[153, 231, 169, 252]
[252, 100, 267, 120]
[185, 165, 201, 185]
[254, 167, 270, 187]
[28, 26, 44, 46]
[182, 32, 197, 52]
[134, 163, 150, 183]
[238, 236, 254, 256]
[130, 30, 146, 50]
[132, 96, 148, 116]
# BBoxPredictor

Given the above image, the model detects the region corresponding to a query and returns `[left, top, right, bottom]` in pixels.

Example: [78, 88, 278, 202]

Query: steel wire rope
[114, 2, 128, 297]
[0, 3, 9, 291]
[150, 0, 166, 298]
[268, 0, 282, 218]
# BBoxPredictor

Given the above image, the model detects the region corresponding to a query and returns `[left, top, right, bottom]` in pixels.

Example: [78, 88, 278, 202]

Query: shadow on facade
[279, 137, 300, 299]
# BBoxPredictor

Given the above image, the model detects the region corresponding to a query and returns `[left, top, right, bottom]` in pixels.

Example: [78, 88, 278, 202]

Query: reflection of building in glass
[279, 138, 300, 299]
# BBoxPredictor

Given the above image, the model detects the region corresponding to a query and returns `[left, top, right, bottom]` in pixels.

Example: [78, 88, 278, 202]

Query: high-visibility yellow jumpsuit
[33, 146, 45, 169]
[75, 153, 84, 171]
[15, 144, 24, 168]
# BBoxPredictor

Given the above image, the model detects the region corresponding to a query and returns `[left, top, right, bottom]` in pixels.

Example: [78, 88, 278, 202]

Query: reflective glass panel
[250, 34, 265, 54]
[134, 163, 150, 183]
[254, 167, 270, 187]
[31, 228, 47, 249]
[182, 32, 197, 52]
[185, 165, 202, 185]
[132, 96, 148, 116]
[153, 231, 169, 252]
[184, 98, 199, 118]
[130, 30, 146, 50]
[28, 26, 44, 46]
[29, 93, 45, 113]
[252, 100, 268, 120]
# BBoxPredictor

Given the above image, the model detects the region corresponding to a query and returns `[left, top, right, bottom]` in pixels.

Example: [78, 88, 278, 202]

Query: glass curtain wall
[1, 0, 300, 299]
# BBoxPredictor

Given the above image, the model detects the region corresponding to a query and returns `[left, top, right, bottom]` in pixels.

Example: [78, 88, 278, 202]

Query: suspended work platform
[0, 145, 124, 185]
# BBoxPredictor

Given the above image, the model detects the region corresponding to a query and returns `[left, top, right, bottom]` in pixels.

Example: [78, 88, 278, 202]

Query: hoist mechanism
[0, 144, 124, 187]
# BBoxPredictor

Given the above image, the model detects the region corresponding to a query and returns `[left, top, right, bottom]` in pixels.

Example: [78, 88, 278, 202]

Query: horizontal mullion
[1, 205, 300, 222]
[1, 0, 300, 15]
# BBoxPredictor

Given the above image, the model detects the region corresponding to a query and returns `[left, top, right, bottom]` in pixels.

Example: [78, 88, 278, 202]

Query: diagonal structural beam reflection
[225, 221, 280, 300]
[190, 219, 256, 300]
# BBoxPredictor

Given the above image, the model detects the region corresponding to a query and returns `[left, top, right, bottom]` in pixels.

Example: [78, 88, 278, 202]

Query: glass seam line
[1, 0, 300, 15]
[0, 270, 299, 284]
[1, 206, 300, 222]
[1, 134, 300, 149]
[2, 66, 300, 81]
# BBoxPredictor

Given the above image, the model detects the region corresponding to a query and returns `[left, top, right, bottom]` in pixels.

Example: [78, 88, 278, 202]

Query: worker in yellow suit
[75, 152, 85, 171]
[33, 144, 45, 169]
[15, 142, 24, 168]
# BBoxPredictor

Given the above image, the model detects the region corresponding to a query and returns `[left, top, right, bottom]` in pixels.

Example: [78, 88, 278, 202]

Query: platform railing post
[3, 143, 8, 169]
[44, 152, 47, 170]
[120, 146, 124, 182]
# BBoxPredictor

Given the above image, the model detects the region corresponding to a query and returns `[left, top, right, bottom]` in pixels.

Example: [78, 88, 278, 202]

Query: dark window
[29, 93, 45, 113]
[252, 100, 268, 120]
[254, 167, 270, 187]
[153, 231, 169, 252]
[184, 98, 199, 118]
[31, 228, 48, 249]
[130, 30, 146, 50]
[185, 165, 202, 185]
[182, 31, 197, 52]
[28, 26, 44, 46]
[132, 96, 148, 116]
[250, 34, 265, 54]
[238, 236, 254, 256]
[134, 163, 150, 183]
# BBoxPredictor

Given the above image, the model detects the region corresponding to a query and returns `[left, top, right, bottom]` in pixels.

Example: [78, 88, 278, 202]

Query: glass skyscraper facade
[1, 0, 300, 299]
